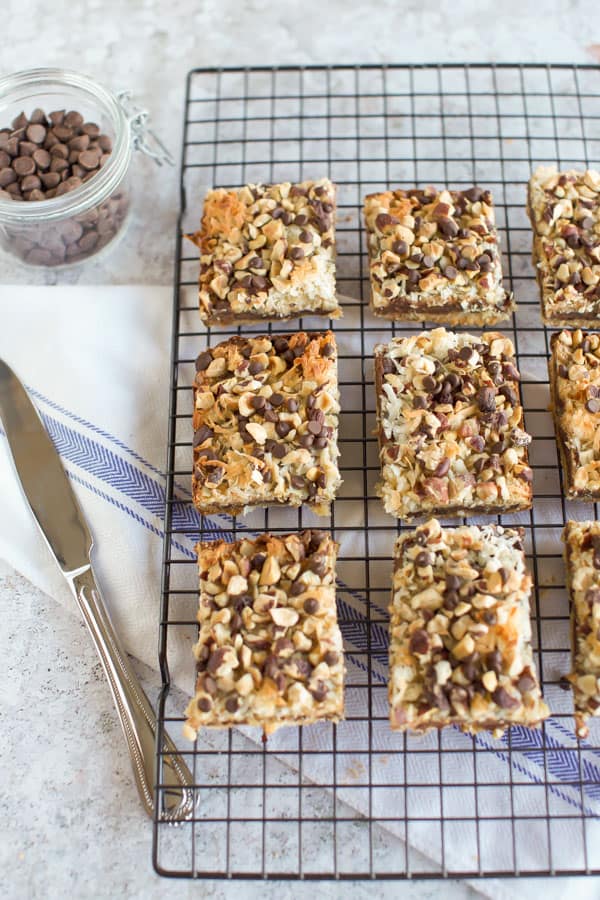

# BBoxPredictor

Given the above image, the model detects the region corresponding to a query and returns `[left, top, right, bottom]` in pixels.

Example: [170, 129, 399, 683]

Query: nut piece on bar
[364, 185, 514, 325]
[549, 329, 600, 500]
[389, 518, 549, 736]
[188, 179, 341, 326]
[183, 530, 345, 738]
[527, 166, 600, 326]
[374, 327, 533, 520]
[192, 331, 341, 516]
[562, 520, 600, 739]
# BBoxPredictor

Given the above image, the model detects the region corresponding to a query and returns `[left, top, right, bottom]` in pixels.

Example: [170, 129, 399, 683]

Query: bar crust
[188, 179, 341, 326]
[526, 166, 600, 326]
[549, 329, 600, 501]
[374, 328, 533, 520]
[563, 520, 600, 739]
[183, 531, 344, 738]
[389, 519, 549, 736]
[192, 331, 341, 516]
[364, 186, 513, 325]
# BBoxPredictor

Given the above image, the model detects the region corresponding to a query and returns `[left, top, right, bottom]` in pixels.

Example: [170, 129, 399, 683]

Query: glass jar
[0, 68, 170, 268]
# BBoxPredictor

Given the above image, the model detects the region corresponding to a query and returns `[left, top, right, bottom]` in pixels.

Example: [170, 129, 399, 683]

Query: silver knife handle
[69, 566, 195, 821]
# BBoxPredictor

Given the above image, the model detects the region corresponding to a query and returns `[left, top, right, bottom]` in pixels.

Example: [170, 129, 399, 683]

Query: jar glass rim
[0, 67, 131, 223]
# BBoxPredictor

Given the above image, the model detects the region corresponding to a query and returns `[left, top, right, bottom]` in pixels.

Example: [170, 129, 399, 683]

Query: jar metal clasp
[116, 90, 174, 167]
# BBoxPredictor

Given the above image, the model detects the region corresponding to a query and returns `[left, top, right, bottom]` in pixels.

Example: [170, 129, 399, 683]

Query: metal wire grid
[154, 64, 600, 880]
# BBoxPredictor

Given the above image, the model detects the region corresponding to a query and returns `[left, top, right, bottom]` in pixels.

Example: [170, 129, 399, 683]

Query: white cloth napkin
[1, 284, 599, 896]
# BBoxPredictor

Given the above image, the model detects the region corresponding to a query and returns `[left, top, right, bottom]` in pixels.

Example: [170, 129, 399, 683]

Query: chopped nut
[270, 607, 300, 628]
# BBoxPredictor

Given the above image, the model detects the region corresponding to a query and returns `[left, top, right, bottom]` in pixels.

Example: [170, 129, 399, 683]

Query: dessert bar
[374, 327, 533, 520]
[527, 166, 600, 326]
[189, 178, 341, 325]
[563, 520, 600, 739]
[549, 329, 600, 500]
[183, 530, 344, 738]
[364, 185, 513, 324]
[192, 330, 341, 515]
[389, 519, 549, 735]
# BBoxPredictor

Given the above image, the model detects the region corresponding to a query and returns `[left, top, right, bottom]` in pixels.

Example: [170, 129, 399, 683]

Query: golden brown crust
[527, 167, 600, 326]
[364, 186, 513, 324]
[192, 331, 341, 515]
[374, 328, 533, 520]
[188, 179, 341, 326]
[562, 520, 600, 739]
[183, 530, 344, 738]
[389, 519, 549, 735]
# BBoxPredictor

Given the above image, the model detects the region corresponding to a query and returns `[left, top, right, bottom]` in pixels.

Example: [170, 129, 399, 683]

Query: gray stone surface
[0, 0, 597, 286]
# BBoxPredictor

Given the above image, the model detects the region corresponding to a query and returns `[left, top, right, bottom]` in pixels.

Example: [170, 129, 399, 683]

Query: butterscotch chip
[527, 166, 600, 326]
[563, 520, 600, 739]
[183, 530, 345, 738]
[192, 331, 341, 516]
[549, 329, 600, 500]
[374, 328, 533, 520]
[187, 179, 341, 326]
[364, 185, 513, 325]
[389, 519, 549, 736]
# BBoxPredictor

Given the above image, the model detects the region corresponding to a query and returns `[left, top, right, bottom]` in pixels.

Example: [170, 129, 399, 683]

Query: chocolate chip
[289, 246, 304, 260]
[310, 682, 328, 702]
[486, 650, 502, 673]
[248, 360, 265, 375]
[276, 420, 291, 438]
[271, 442, 287, 459]
[197, 697, 212, 712]
[438, 216, 458, 237]
[375, 212, 396, 229]
[409, 629, 429, 655]
[422, 375, 437, 392]
[444, 265, 458, 280]
[415, 551, 433, 567]
[207, 648, 228, 674]
[195, 351, 212, 371]
[225, 696, 239, 713]
[392, 239, 408, 256]
[270, 392, 284, 406]
[304, 597, 319, 614]
[193, 425, 213, 446]
[251, 395, 266, 410]
[477, 386, 496, 413]
[516, 672, 536, 694]
[324, 651, 339, 666]
[586, 398, 600, 414]
[286, 397, 299, 412]
[434, 458, 450, 477]
[308, 420, 323, 435]
[492, 687, 520, 709]
[322, 342, 335, 358]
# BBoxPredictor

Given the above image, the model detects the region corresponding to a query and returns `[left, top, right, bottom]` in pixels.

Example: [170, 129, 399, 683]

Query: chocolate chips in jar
[0, 108, 112, 202]
[0, 105, 129, 267]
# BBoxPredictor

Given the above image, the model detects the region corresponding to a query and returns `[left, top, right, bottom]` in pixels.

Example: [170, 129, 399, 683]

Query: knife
[0, 358, 194, 822]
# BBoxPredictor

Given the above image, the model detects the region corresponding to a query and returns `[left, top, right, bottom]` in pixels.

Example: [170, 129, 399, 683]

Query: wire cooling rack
[154, 64, 600, 880]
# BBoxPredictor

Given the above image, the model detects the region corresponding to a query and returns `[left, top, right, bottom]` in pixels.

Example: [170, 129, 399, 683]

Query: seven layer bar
[364, 185, 513, 325]
[374, 328, 533, 520]
[562, 520, 600, 739]
[527, 166, 600, 326]
[389, 519, 549, 735]
[192, 331, 341, 516]
[189, 179, 341, 326]
[184, 530, 345, 738]
[549, 329, 600, 500]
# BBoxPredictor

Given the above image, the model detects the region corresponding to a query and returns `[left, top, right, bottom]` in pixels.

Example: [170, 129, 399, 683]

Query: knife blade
[0, 358, 195, 821]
